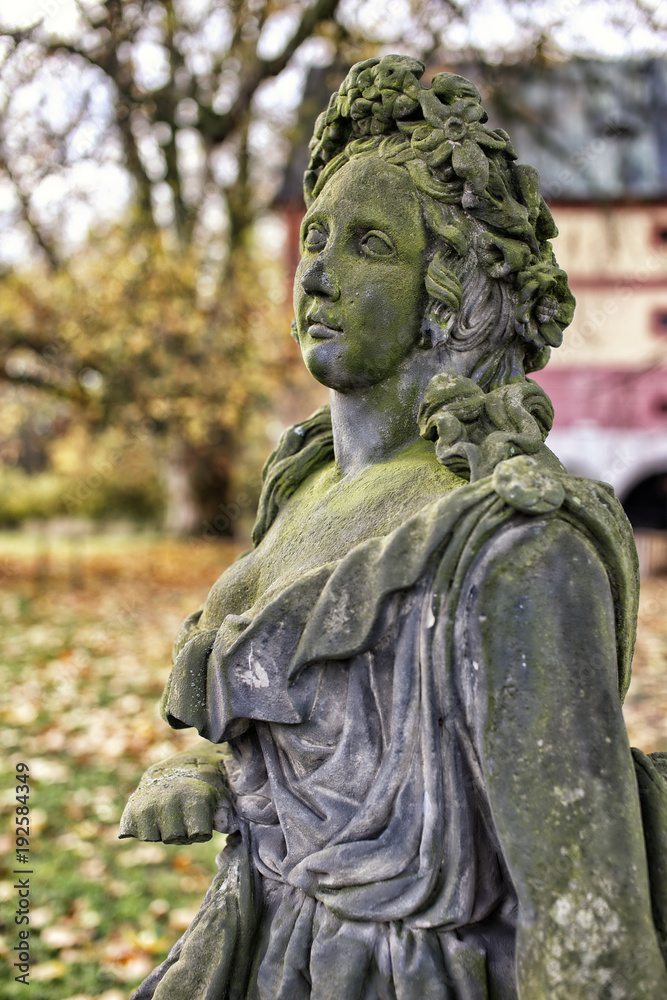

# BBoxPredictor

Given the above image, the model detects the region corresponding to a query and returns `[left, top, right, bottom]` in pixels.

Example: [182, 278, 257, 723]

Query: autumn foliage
[0, 226, 315, 531]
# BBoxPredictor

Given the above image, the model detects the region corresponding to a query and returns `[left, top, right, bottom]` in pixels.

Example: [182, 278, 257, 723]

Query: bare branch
[0, 365, 86, 403]
[631, 0, 667, 33]
[201, 0, 342, 146]
[0, 150, 60, 269]
[0, 26, 41, 45]
[438, 0, 465, 16]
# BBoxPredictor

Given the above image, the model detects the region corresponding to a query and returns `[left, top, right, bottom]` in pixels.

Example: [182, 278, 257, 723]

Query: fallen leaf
[31, 959, 67, 981]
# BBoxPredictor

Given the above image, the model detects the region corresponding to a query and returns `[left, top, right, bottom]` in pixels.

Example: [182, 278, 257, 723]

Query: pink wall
[532, 367, 667, 430]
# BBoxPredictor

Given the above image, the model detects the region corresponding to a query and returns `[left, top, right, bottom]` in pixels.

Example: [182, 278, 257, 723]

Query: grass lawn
[0, 531, 666, 999]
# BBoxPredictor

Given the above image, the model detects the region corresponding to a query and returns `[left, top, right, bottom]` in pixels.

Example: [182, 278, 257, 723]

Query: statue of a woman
[120, 56, 667, 999]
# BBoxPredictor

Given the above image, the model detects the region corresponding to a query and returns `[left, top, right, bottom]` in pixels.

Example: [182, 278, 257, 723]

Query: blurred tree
[0, 223, 300, 531]
[0, 0, 349, 532]
[0, 0, 664, 531]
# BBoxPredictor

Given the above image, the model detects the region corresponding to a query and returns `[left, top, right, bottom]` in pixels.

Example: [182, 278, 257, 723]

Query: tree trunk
[163, 437, 237, 537]
[162, 442, 201, 535]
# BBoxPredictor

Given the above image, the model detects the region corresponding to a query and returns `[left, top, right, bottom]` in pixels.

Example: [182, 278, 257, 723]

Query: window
[650, 309, 667, 336]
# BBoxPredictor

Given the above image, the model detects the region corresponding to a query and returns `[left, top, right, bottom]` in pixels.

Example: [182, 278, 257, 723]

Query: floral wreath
[304, 55, 575, 369]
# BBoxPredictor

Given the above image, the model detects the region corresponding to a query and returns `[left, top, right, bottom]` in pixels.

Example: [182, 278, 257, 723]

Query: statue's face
[294, 156, 428, 392]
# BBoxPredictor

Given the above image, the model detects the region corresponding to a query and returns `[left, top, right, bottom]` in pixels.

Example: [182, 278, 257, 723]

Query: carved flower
[337, 58, 425, 136]
[373, 54, 425, 92]
[442, 117, 467, 142]
[338, 57, 381, 98]
[317, 56, 513, 188]
[515, 256, 576, 349]
[408, 102, 509, 194]
[418, 373, 555, 483]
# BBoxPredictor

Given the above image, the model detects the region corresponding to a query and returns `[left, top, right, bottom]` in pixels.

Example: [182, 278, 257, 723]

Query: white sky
[0, 0, 665, 265]
[2, 0, 666, 57]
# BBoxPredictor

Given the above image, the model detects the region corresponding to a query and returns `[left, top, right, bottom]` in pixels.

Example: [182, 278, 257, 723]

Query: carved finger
[134, 809, 162, 842]
[160, 813, 191, 845]
[182, 790, 216, 842]
[118, 802, 138, 839]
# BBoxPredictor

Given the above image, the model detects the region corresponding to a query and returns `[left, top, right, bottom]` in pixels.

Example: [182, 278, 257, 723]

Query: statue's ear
[420, 308, 455, 348]
[476, 232, 531, 278]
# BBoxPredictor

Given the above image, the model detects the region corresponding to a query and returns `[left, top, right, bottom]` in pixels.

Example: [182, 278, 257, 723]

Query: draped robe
[131, 406, 667, 1000]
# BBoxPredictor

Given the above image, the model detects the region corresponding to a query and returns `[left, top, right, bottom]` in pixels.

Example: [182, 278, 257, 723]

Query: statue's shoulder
[251, 406, 334, 546]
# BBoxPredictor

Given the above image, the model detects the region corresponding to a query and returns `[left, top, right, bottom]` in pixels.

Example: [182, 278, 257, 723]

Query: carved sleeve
[459, 516, 667, 999]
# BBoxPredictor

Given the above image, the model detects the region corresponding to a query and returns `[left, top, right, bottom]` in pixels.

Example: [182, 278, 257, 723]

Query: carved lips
[306, 312, 343, 339]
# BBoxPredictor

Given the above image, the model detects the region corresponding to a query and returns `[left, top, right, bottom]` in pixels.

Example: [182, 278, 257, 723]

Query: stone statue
[119, 56, 667, 999]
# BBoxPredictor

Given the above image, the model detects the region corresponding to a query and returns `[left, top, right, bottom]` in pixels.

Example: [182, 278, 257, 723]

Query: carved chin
[301, 340, 351, 390]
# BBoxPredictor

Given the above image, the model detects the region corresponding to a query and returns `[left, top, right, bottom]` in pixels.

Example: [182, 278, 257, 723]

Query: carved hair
[304, 56, 575, 389]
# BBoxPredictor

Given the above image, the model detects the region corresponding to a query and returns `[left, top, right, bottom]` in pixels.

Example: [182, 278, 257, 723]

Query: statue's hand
[119, 747, 235, 845]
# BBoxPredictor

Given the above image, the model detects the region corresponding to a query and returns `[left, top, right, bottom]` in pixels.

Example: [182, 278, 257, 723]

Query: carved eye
[361, 230, 394, 258]
[304, 226, 327, 250]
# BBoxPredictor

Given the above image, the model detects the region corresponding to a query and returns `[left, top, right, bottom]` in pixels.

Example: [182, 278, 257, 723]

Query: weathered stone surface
[120, 55, 667, 998]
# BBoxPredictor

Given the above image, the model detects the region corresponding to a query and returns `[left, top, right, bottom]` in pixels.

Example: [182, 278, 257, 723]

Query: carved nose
[300, 256, 341, 300]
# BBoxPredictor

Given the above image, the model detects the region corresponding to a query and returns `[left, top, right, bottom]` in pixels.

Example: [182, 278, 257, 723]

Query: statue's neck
[329, 355, 436, 476]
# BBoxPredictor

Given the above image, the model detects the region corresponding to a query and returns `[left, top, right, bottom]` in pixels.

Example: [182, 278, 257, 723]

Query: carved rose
[515, 257, 575, 349]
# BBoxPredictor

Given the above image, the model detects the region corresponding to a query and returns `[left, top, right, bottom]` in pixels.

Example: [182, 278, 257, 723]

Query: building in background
[484, 60, 667, 571]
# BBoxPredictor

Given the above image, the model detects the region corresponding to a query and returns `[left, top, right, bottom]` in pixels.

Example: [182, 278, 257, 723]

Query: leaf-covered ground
[0, 535, 240, 1000]
[0, 534, 666, 1000]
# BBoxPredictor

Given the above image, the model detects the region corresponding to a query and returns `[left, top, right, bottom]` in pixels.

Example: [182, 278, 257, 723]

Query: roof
[277, 58, 667, 206]
[473, 59, 667, 202]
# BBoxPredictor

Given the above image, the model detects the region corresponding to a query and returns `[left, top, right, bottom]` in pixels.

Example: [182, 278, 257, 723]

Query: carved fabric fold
[145, 403, 645, 999]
